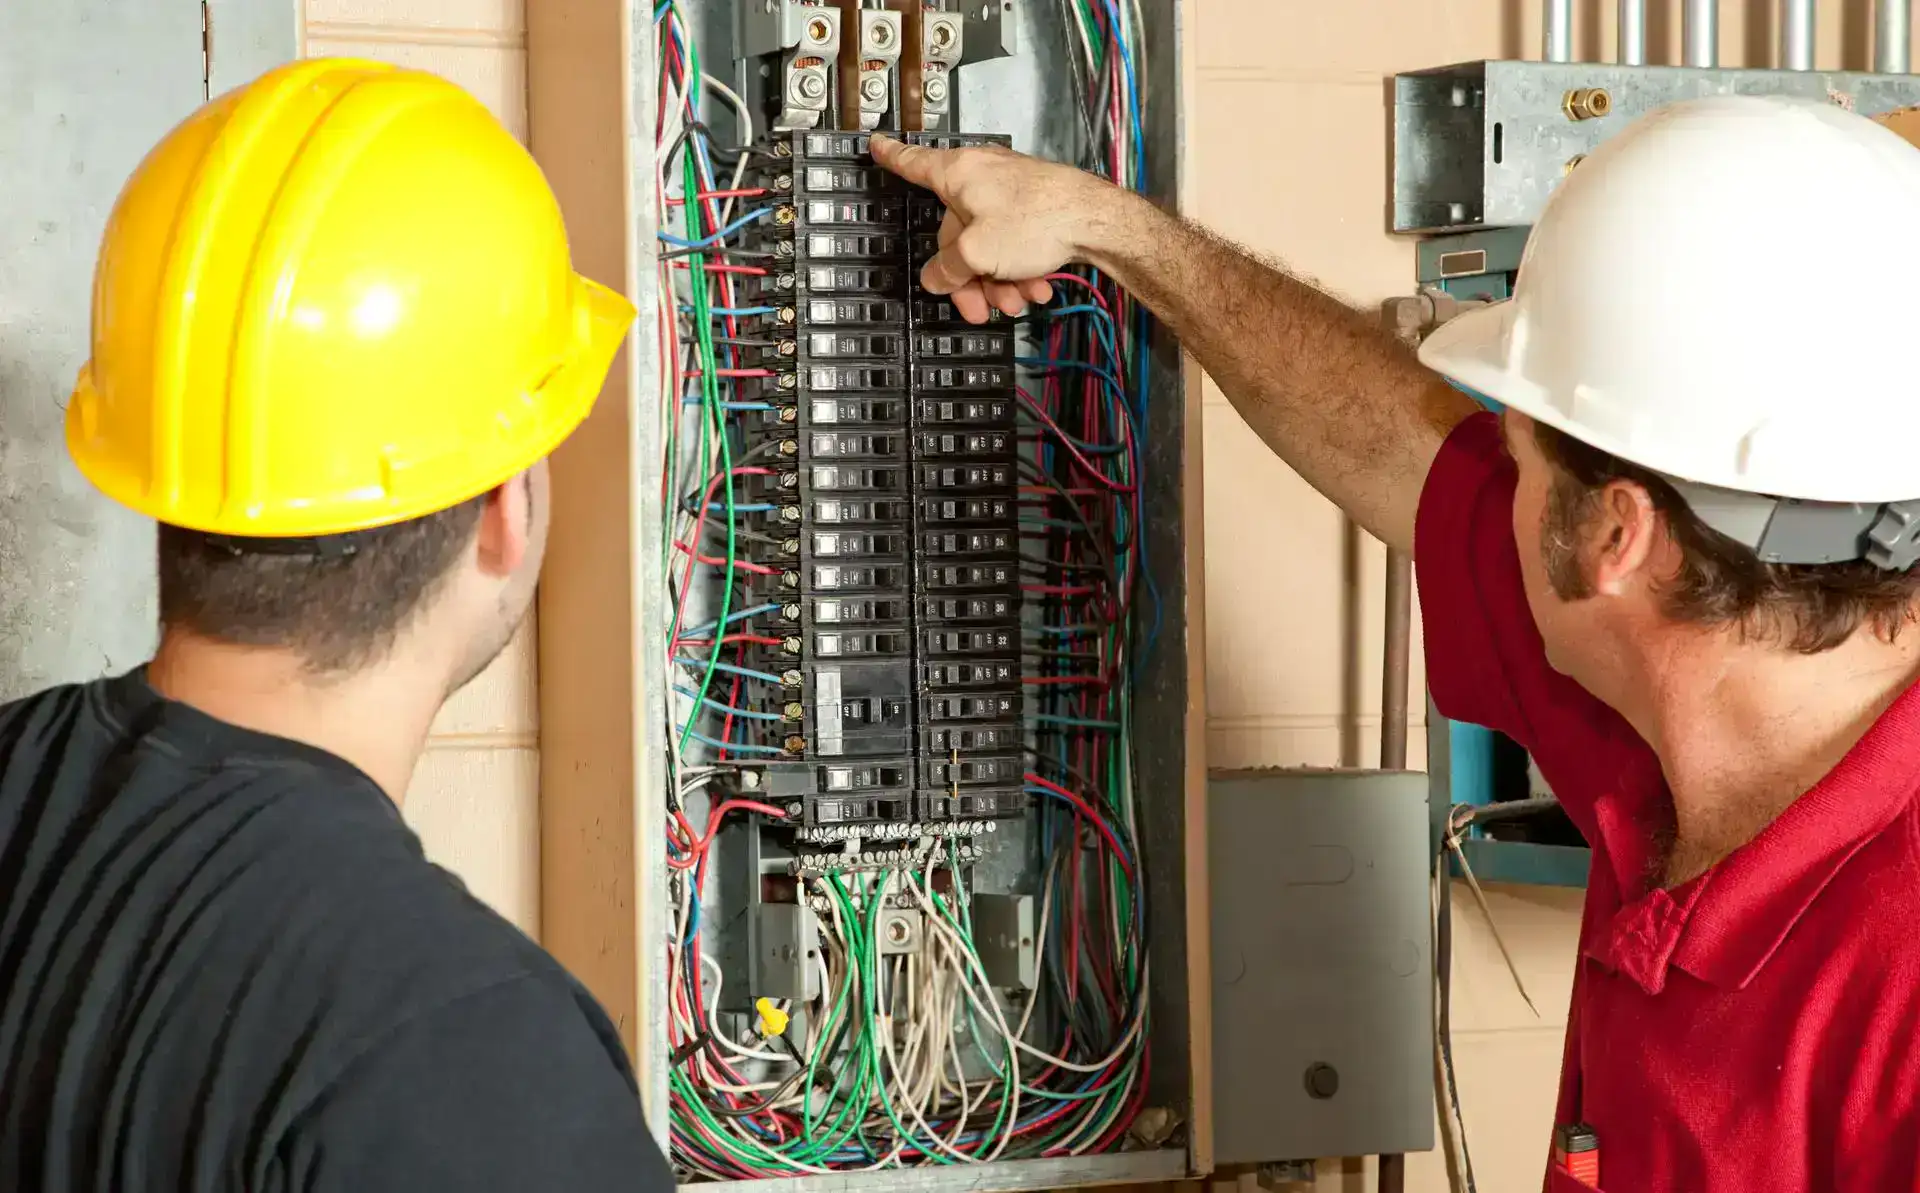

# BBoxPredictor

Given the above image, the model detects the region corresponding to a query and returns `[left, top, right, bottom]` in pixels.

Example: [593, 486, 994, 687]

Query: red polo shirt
[1416, 413, 1920, 1193]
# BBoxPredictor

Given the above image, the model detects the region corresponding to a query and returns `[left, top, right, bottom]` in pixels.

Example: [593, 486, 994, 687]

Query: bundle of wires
[654, 0, 1156, 1176]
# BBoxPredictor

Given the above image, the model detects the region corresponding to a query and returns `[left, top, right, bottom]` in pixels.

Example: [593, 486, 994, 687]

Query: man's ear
[1587, 479, 1663, 597]
[473, 474, 532, 579]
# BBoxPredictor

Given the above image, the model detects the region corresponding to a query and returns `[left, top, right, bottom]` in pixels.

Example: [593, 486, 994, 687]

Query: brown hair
[1533, 423, 1920, 653]
[157, 497, 486, 673]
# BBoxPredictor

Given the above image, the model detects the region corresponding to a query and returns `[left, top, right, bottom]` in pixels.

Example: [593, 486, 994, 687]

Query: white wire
[699, 72, 757, 228]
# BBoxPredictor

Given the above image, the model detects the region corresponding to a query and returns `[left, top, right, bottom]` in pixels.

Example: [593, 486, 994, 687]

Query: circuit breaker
[718, 129, 1025, 869]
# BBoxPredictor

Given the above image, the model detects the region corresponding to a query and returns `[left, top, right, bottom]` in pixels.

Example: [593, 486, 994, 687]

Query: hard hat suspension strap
[1665, 479, 1920, 572]
[197, 532, 364, 560]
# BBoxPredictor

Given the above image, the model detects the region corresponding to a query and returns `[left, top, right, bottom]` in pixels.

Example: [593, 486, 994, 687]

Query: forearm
[1080, 192, 1479, 552]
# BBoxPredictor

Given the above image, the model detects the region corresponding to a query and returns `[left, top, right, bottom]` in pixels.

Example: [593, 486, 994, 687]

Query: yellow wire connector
[754, 997, 789, 1038]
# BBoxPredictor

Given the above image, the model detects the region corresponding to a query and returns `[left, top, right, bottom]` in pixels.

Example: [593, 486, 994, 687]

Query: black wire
[1016, 459, 1120, 592]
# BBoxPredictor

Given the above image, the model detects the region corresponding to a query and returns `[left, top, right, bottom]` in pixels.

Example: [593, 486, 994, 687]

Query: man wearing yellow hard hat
[0, 59, 669, 1189]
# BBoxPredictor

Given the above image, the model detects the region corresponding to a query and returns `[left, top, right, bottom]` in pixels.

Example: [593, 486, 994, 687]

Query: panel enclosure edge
[1394, 61, 1920, 232]
[637, 2, 1202, 1189]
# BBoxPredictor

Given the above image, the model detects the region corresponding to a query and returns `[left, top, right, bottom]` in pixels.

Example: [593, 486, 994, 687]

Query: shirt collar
[1667, 676, 1920, 990]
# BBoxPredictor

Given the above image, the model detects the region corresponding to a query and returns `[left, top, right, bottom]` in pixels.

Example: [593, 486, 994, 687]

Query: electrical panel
[651, 3, 1196, 1187]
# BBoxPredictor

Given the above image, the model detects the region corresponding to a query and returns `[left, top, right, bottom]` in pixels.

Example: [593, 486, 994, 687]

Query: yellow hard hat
[67, 57, 637, 538]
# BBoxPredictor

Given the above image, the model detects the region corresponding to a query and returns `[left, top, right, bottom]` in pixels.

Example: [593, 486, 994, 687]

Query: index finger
[869, 134, 950, 196]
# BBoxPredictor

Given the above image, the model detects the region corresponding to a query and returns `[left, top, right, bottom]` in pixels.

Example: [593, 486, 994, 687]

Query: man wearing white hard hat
[873, 97, 1920, 1190]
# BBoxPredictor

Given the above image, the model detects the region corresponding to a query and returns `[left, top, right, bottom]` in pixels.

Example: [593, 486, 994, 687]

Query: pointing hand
[869, 134, 1119, 324]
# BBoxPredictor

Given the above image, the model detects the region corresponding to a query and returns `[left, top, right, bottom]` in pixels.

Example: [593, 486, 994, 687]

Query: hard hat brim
[1416, 300, 1634, 477]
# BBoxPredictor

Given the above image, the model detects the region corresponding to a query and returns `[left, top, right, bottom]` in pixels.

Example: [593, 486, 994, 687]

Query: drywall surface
[0, 3, 209, 697]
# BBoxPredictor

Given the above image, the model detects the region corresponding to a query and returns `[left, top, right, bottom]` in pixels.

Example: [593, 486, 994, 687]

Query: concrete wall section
[0, 4, 214, 698]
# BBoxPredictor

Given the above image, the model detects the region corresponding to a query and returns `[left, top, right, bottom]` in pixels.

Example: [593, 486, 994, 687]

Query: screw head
[923, 76, 949, 104]
[930, 18, 957, 49]
[869, 19, 895, 47]
[795, 71, 827, 100]
[806, 16, 832, 44]
[1304, 1062, 1340, 1100]
[861, 76, 887, 102]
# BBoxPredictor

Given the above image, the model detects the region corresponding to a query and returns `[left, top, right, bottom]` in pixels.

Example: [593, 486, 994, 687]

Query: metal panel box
[1393, 60, 1920, 232]
[1209, 769, 1433, 1164]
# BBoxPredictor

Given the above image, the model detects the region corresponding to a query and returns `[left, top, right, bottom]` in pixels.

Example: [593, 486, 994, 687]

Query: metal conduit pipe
[1782, 0, 1816, 69]
[1619, 0, 1648, 64]
[1879, 0, 1912, 73]
[1544, 0, 1574, 62]
[1684, 0, 1719, 66]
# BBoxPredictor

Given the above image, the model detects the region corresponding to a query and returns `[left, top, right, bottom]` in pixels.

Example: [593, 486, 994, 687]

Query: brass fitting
[1562, 87, 1612, 121]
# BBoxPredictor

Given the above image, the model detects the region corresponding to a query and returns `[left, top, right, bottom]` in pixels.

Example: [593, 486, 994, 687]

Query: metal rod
[1879, 0, 1912, 72]
[1544, 0, 1574, 62]
[1378, 1153, 1406, 1193]
[1684, 0, 1719, 66]
[1618, 0, 1647, 64]
[1381, 547, 1413, 771]
[1782, 0, 1815, 69]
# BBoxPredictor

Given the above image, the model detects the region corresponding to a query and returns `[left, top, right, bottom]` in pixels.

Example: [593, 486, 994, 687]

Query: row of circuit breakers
[727, 131, 1024, 872]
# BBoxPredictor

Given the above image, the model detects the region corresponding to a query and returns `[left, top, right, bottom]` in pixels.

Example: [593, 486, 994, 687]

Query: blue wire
[671, 657, 787, 685]
[673, 684, 784, 722]
[1017, 356, 1127, 400]
[1033, 713, 1121, 731]
[682, 602, 781, 639]
[681, 399, 773, 412]
[657, 205, 773, 249]
[680, 304, 778, 317]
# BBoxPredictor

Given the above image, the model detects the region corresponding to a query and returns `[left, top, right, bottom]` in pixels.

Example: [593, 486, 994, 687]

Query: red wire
[1025, 773, 1133, 877]
[665, 187, 769, 204]
[1017, 387, 1134, 492]
[677, 634, 785, 648]
[666, 466, 776, 656]
[672, 539, 779, 575]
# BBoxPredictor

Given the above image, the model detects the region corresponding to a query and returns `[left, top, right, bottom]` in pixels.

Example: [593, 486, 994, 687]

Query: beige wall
[1191, 3, 1920, 1190]
[301, 0, 540, 937]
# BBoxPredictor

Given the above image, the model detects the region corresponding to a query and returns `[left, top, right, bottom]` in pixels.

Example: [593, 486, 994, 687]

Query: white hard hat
[1420, 94, 1920, 509]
